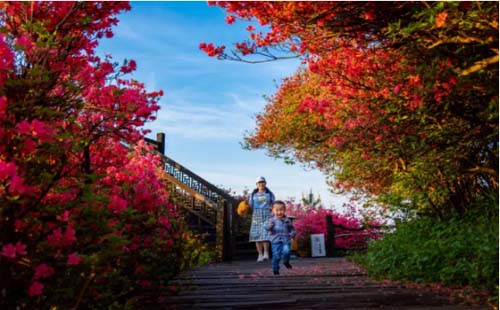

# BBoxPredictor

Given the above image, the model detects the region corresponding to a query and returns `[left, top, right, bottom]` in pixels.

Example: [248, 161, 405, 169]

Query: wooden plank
[139, 258, 490, 310]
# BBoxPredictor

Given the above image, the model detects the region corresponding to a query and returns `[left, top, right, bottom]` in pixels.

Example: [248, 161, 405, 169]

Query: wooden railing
[144, 133, 238, 262]
[325, 214, 390, 256]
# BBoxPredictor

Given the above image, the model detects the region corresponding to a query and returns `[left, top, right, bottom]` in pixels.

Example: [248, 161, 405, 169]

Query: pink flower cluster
[1, 242, 27, 258]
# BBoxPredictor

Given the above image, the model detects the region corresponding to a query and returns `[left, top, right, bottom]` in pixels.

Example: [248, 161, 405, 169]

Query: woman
[248, 176, 275, 262]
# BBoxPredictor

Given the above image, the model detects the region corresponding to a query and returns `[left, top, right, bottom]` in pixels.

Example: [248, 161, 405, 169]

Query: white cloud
[195, 166, 349, 209]
[146, 90, 255, 140]
[226, 91, 267, 113]
[143, 78, 294, 141]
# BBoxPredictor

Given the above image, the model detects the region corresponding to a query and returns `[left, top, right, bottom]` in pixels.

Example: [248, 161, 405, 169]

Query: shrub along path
[141, 257, 489, 309]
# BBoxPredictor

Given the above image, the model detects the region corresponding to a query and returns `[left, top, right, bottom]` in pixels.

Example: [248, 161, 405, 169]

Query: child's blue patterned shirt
[265, 216, 296, 243]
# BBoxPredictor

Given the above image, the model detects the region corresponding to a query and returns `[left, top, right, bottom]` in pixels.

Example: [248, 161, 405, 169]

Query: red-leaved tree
[201, 1, 498, 218]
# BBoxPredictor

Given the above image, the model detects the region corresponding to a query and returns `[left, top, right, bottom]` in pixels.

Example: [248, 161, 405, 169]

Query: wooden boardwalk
[142, 257, 489, 309]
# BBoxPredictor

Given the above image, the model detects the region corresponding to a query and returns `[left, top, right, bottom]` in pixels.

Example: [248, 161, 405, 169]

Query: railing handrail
[144, 134, 236, 261]
[144, 136, 237, 206]
[162, 155, 237, 204]
[333, 220, 393, 230]
[334, 232, 384, 238]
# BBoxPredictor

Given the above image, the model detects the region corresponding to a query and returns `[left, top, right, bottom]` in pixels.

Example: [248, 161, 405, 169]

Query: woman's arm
[269, 191, 275, 205]
[246, 193, 253, 207]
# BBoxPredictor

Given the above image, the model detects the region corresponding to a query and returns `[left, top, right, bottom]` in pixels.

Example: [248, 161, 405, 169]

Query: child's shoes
[284, 262, 292, 269]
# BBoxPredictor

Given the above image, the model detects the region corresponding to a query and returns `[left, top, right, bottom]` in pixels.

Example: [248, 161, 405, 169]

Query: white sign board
[310, 234, 326, 257]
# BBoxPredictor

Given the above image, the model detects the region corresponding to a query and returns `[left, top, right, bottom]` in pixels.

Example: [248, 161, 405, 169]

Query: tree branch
[427, 36, 496, 49]
[458, 54, 499, 76]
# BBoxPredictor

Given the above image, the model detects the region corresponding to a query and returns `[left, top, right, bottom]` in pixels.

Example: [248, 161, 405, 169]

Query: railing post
[156, 132, 165, 155]
[229, 199, 237, 260]
[215, 197, 225, 262]
[325, 214, 335, 257]
[223, 199, 234, 261]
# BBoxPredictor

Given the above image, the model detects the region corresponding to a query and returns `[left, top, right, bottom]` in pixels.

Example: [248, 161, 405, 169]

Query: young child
[265, 200, 296, 275]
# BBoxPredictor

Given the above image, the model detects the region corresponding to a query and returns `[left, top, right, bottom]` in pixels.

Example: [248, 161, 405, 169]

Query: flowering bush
[287, 202, 385, 251]
[0, 3, 212, 309]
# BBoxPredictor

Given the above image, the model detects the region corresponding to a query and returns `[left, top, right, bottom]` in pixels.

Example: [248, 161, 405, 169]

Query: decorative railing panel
[144, 134, 237, 261]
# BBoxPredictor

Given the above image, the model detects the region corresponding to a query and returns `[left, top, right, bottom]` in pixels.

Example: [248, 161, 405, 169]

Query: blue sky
[96, 1, 350, 208]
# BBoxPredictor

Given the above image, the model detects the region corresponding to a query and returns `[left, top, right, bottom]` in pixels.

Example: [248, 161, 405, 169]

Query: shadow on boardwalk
[142, 257, 489, 310]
